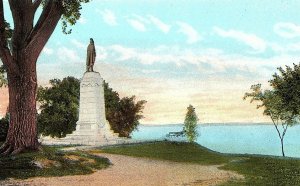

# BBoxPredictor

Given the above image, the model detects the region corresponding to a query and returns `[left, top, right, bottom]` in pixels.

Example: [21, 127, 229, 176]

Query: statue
[86, 38, 96, 72]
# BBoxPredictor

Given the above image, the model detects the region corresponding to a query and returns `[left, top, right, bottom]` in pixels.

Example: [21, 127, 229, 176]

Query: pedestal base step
[40, 135, 129, 146]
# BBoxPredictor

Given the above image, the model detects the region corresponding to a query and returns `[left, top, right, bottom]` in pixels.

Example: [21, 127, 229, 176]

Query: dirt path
[2, 153, 243, 186]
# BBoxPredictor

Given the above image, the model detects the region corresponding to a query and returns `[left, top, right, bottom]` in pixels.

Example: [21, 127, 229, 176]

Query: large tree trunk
[0, 54, 38, 155]
[0, 1, 69, 155]
[0, 1, 63, 155]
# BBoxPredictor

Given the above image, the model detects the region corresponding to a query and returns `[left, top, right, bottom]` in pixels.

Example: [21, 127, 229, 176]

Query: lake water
[131, 124, 300, 158]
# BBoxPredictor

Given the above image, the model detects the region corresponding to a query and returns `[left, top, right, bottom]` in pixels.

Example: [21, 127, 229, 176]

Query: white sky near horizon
[1, 0, 300, 124]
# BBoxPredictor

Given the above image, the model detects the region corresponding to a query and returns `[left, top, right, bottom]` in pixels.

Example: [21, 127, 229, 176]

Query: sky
[1, 0, 300, 124]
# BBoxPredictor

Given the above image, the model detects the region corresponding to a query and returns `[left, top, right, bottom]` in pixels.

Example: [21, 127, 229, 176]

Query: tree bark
[280, 138, 285, 157]
[0, 52, 38, 155]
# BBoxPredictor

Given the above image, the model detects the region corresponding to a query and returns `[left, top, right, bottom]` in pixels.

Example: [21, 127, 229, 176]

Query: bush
[0, 114, 9, 141]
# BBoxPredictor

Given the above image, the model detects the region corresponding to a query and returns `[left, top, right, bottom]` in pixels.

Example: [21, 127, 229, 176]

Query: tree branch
[27, 0, 63, 61]
[282, 124, 288, 138]
[270, 113, 283, 140]
[274, 123, 282, 140]
[8, 0, 34, 52]
[29, 0, 53, 40]
[32, 0, 42, 11]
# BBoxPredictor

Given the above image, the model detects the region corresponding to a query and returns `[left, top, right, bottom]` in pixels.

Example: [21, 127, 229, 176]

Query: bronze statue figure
[86, 38, 96, 72]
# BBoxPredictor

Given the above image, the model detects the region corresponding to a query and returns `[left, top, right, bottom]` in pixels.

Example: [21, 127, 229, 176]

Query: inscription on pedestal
[77, 72, 106, 129]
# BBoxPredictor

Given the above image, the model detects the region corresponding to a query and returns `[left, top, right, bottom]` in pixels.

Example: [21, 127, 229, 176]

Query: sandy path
[1, 153, 242, 186]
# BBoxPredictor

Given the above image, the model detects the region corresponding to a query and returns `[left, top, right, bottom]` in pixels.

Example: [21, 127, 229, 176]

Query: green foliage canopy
[37, 77, 80, 138]
[108, 96, 146, 137]
[184, 105, 199, 142]
[244, 84, 296, 125]
[269, 64, 300, 116]
[59, 0, 91, 34]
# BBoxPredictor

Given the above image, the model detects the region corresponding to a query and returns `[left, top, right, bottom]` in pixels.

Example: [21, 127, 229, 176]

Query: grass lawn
[101, 141, 300, 186]
[101, 141, 231, 165]
[0, 145, 110, 181]
[222, 156, 300, 185]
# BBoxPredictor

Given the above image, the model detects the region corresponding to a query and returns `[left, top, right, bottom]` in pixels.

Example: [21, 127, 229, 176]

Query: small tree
[245, 64, 300, 157]
[244, 84, 297, 157]
[184, 105, 199, 142]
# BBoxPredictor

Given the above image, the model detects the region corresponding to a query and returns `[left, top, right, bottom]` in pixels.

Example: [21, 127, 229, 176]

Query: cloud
[132, 14, 150, 24]
[109, 45, 136, 61]
[108, 44, 182, 65]
[57, 47, 81, 63]
[177, 22, 201, 44]
[42, 47, 54, 55]
[213, 27, 267, 53]
[95, 45, 108, 61]
[100, 44, 300, 82]
[269, 41, 300, 53]
[127, 19, 146, 32]
[99, 9, 117, 26]
[126, 14, 171, 34]
[71, 39, 86, 49]
[274, 22, 300, 38]
[96, 45, 297, 124]
[147, 15, 171, 33]
[108, 45, 201, 66]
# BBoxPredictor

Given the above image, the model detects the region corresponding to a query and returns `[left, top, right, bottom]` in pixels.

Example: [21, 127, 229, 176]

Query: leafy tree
[244, 64, 300, 157]
[37, 77, 80, 138]
[0, 0, 91, 155]
[106, 95, 147, 137]
[183, 105, 199, 142]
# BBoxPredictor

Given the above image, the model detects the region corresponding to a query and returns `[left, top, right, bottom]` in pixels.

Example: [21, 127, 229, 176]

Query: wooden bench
[166, 131, 185, 137]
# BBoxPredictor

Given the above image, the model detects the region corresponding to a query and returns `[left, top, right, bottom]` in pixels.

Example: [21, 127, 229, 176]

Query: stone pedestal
[76, 72, 107, 131]
[41, 72, 125, 146]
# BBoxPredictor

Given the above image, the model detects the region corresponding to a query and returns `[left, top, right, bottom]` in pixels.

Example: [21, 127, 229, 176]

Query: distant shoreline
[140, 123, 273, 127]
